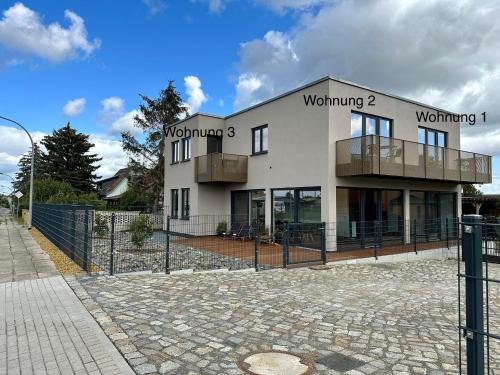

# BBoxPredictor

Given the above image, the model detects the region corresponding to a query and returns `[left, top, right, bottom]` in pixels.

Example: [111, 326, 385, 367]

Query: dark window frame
[181, 188, 190, 219]
[170, 189, 179, 218]
[252, 125, 268, 155]
[351, 111, 393, 138]
[171, 141, 180, 164]
[418, 126, 447, 147]
[271, 186, 321, 226]
[182, 137, 191, 161]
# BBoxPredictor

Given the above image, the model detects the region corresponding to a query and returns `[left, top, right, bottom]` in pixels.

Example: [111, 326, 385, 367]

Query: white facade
[163, 77, 490, 243]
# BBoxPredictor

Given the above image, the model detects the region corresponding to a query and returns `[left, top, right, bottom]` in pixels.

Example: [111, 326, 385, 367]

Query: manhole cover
[238, 351, 314, 375]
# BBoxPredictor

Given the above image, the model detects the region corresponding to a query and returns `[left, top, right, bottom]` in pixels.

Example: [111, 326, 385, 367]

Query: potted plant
[216, 221, 227, 236]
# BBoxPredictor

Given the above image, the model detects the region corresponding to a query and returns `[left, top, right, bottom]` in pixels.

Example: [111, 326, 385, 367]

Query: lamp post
[0, 116, 34, 229]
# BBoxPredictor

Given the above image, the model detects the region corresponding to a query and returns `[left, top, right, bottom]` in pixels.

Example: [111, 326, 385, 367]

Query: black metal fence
[458, 216, 500, 374]
[31, 203, 460, 275]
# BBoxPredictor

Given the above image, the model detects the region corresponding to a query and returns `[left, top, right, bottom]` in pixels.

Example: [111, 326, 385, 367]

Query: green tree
[13, 143, 43, 193]
[41, 123, 101, 193]
[462, 184, 482, 197]
[119, 186, 153, 208]
[121, 81, 188, 207]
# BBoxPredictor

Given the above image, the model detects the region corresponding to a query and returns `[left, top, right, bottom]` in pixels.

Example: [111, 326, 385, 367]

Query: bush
[216, 221, 227, 236]
[129, 214, 154, 248]
[93, 213, 109, 237]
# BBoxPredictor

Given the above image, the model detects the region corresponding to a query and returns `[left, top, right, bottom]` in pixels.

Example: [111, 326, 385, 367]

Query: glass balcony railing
[336, 135, 492, 183]
[195, 153, 248, 183]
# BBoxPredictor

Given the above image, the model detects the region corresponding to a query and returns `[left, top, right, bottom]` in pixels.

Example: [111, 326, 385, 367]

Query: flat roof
[167, 76, 457, 128]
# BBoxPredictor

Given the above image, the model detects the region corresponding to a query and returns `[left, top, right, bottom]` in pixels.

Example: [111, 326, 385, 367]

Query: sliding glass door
[336, 188, 403, 250]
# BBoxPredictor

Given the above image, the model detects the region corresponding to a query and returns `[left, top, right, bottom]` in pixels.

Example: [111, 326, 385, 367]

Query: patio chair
[224, 223, 242, 240]
[234, 223, 252, 241]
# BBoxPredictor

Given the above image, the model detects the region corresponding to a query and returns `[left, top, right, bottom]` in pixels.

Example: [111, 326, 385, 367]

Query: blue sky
[1, 0, 500, 192]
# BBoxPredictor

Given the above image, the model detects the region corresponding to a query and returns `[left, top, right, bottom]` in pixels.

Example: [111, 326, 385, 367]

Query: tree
[13, 143, 43, 193]
[462, 184, 482, 197]
[121, 81, 188, 206]
[41, 123, 101, 193]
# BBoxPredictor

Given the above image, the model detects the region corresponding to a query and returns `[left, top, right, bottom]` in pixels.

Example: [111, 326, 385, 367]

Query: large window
[418, 127, 447, 147]
[272, 188, 321, 226]
[252, 125, 268, 155]
[171, 141, 180, 163]
[351, 112, 392, 138]
[410, 190, 456, 239]
[181, 188, 190, 219]
[182, 138, 191, 161]
[170, 189, 178, 218]
[231, 190, 266, 226]
[336, 188, 403, 247]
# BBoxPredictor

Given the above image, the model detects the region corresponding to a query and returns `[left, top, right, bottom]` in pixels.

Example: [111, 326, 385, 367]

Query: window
[170, 189, 178, 218]
[350, 112, 392, 137]
[418, 127, 447, 147]
[181, 188, 190, 219]
[252, 125, 268, 155]
[272, 188, 321, 226]
[171, 141, 180, 163]
[182, 138, 191, 161]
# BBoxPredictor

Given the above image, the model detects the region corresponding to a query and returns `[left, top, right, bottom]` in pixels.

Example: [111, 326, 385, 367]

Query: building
[463, 195, 500, 217]
[97, 168, 131, 206]
[163, 76, 492, 251]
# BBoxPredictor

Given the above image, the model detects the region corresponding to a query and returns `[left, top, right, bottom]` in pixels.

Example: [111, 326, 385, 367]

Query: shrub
[216, 221, 227, 236]
[93, 213, 109, 237]
[129, 214, 154, 248]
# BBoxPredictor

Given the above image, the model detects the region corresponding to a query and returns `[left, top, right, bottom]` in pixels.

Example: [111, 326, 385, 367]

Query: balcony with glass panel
[195, 153, 248, 183]
[336, 135, 492, 183]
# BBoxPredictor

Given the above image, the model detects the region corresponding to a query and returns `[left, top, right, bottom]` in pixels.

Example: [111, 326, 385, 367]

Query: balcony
[336, 135, 492, 183]
[195, 153, 248, 183]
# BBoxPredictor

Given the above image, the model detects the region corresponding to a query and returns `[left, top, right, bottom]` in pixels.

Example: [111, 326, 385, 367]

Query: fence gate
[459, 215, 500, 374]
[283, 222, 327, 267]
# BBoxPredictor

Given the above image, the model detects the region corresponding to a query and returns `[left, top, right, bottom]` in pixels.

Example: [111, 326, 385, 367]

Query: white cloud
[142, 0, 167, 15]
[89, 134, 129, 178]
[0, 2, 100, 63]
[97, 96, 142, 136]
[192, 0, 227, 14]
[99, 96, 125, 123]
[255, 0, 334, 12]
[62, 98, 86, 117]
[184, 75, 208, 114]
[110, 110, 142, 136]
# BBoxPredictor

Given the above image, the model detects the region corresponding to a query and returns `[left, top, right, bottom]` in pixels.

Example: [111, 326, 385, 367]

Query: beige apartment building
[164, 77, 491, 251]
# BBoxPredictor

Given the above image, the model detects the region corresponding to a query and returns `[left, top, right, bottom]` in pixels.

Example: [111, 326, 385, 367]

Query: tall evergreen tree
[41, 123, 101, 193]
[13, 143, 43, 193]
[121, 81, 188, 205]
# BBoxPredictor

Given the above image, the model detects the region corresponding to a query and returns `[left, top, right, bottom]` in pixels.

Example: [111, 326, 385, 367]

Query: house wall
[164, 78, 465, 230]
[106, 177, 129, 199]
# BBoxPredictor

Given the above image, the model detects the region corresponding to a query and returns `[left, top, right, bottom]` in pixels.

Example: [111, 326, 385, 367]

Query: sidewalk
[0, 209, 134, 375]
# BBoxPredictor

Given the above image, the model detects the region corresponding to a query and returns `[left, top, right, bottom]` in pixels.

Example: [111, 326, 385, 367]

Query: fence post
[462, 214, 484, 375]
[71, 207, 76, 260]
[283, 222, 289, 268]
[254, 220, 260, 272]
[165, 216, 170, 274]
[83, 209, 89, 272]
[374, 221, 379, 260]
[321, 222, 327, 265]
[110, 213, 115, 275]
[446, 217, 449, 249]
[413, 219, 418, 254]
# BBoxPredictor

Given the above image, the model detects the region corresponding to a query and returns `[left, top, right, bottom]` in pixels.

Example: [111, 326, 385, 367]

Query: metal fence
[458, 215, 500, 374]
[31, 203, 460, 275]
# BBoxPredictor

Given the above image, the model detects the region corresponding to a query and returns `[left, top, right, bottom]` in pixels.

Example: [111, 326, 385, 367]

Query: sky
[0, 0, 499, 194]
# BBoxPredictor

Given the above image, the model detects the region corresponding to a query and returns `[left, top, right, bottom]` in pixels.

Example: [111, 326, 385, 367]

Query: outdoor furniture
[234, 223, 252, 241]
[224, 223, 242, 239]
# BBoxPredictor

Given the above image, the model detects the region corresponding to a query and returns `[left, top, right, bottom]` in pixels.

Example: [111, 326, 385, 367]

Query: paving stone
[75, 258, 500, 374]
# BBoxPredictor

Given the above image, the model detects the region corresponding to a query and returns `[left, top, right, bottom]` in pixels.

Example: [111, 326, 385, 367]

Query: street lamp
[0, 116, 34, 229]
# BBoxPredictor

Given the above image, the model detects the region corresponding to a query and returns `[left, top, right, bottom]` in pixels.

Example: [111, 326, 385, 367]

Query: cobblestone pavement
[74, 259, 500, 375]
[0, 211, 58, 283]
[0, 210, 135, 375]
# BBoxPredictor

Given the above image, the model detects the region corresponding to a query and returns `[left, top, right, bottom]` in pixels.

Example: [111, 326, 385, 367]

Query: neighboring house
[164, 76, 492, 250]
[97, 168, 130, 206]
[463, 195, 500, 216]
